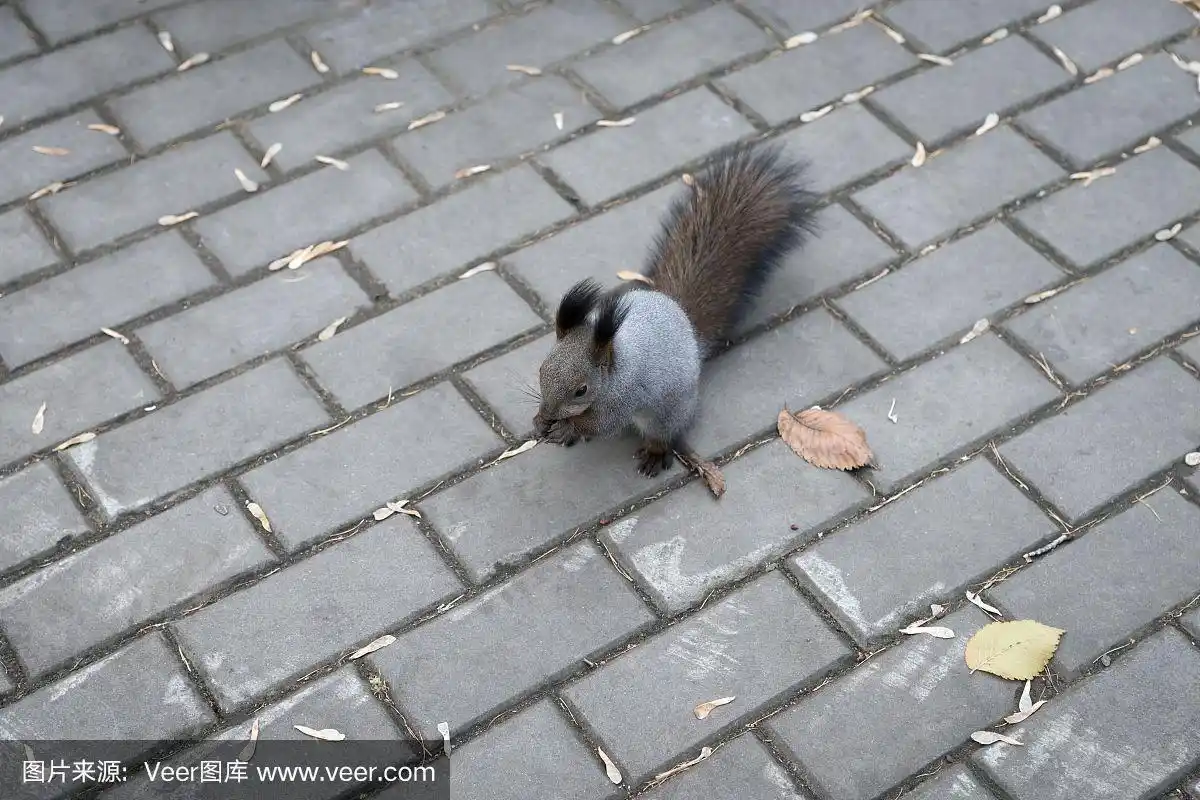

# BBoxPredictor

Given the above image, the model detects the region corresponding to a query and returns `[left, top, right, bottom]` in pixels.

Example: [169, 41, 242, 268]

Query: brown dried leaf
[982, 28, 1008, 45]
[612, 26, 648, 45]
[971, 731, 1023, 746]
[315, 155, 349, 171]
[177, 52, 209, 71]
[616, 270, 654, 285]
[100, 327, 130, 344]
[498, 439, 538, 460]
[784, 31, 819, 48]
[459, 262, 497, 279]
[454, 164, 492, 179]
[261, 142, 282, 168]
[234, 168, 259, 192]
[959, 318, 990, 344]
[1037, 4, 1062, 23]
[293, 725, 345, 742]
[373, 101, 405, 113]
[597, 748, 622, 785]
[1154, 223, 1182, 241]
[597, 117, 636, 127]
[506, 64, 543, 76]
[349, 634, 397, 660]
[407, 110, 446, 130]
[32, 146, 70, 156]
[1116, 52, 1143, 71]
[799, 104, 833, 123]
[238, 718, 259, 762]
[692, 696, 735, 719]
[158, 211, 199, 226]
[29, 181, 68, 200]
[918, 53, 954, 66]
[777, 407, 874, 470]
[675, 450, 725, 498]
[31, 402, 47, 435]
[87, 123, 121, 135]
[157, 30, 175, 53]
[363, 66, 400, 79]
[1050, 46, 1078, 75]
[246, 501, 271, 532]
[553, 111, 564, 130]
[911, 141, 927, 167]
[975, 112, 1000, 136]
[269, 93, 304, 112]
[53, 431, 96, 451]
[310, 50, 329, 73]
[317, 316, 347, 341]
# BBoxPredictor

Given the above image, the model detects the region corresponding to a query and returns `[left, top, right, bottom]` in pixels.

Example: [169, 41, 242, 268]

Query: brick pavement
[0, 0, 1199, 798]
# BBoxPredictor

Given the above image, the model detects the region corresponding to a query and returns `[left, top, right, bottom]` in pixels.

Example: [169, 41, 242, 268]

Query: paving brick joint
[1, 1, 1199, 799]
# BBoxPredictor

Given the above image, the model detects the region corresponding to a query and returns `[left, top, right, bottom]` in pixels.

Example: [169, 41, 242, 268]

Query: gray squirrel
[532, 142, 819, 476]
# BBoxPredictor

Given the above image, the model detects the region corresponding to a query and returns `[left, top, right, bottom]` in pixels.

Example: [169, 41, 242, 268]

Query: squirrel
[532, 142, 819, 477]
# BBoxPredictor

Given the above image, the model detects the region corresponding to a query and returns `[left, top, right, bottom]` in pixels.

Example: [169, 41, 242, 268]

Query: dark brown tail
[643, 143, 818, 347]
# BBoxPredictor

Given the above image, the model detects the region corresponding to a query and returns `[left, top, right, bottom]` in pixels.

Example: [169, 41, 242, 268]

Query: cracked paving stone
[0, 461, 91, 573]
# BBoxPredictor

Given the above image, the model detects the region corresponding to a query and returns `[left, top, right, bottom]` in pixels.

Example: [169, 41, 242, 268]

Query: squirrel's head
[533, 279, 628, 435]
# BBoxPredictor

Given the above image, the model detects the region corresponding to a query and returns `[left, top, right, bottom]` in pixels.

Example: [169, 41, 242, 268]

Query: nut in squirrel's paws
[635, 445, 672, 477]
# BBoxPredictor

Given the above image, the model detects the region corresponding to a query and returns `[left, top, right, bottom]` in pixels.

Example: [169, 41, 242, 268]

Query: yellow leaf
[964, 620, 1064, 680]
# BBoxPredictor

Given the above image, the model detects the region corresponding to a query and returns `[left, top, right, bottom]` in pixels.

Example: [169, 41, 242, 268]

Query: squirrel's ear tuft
[592, 290, 629, 369]
[555, 279, 603, 339]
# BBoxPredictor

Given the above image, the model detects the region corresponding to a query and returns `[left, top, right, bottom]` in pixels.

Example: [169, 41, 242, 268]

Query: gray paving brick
[602, 440, 868, 614]
[0, 209, 57, 285]
[616, 0, 709, 23]
[506, 184, 677, 306]
[999, 357, 1197, 519]
[690, 309, 888, 456]
[0, 110, 128, 206]
[740, 0, 870, 35]
[1014, 147, 1200, 269]
[854, 127, 1063, 249]
[718, 25, 918, 125]
[1030, 0, 1195, 74]
[837, 223, 1063, 361]
[835, 335, 1060, 493]
[0, 485, 273, 675]
[0, 232, 217, 368]
[871, 36, 1071, 146]
[21, 0, 178, 44]
[425, 436, 676, 583]
[1006, 246, 1200, 384]
[307, 0, 496, 75]
[574, 5, 773, 108]
[0, 633, 213, 744]
[241, 383, 502, 551]
[0, 342, 158, 466]
[153, 0, 332, 55]
[65, 359, 329, 519]
[301, 273, 543, 409]
[989, 490, 1200, 677]
[41, 132, 268, 253]
[193, 150, 416, 277]
[0, 461, 90, 573]
[0, 6, 38, 63]
[459, 333, 552, 435]
[540, 88, 755, 205]
[773, 104, 913, 196]
[643, 734, 811, 799]
[173, 522, 460, 711]
[974, 628, 1200, 800]
[1020, 54, 1200, 168]
[247, 63, 453, 173]
[352, 166, 574, 294]
[0, 25, 174, 126]
[884, 0, 1049, 53]
[736, 205, 898, 333]
[109, 40, 322, 149]
[137, 257, 371, 387]
[392, 76, 601, 187]
[448, 700, 614, 800]
[791, 458, 1057, 645]
[903, 765, 997, 800]
[564, 573, 850, 782]
[376, 541, 654, 736]
[427, 0, 628, 97]
[766, 607, 1011, 800]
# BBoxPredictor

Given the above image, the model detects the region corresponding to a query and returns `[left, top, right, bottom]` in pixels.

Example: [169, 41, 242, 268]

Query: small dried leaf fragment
[374, 101, 405, 113]
[918, 53, 954, 66]
[900, 624, 956, 639]
[177, 52, 209, 71]
[158, 211, 199, 226]
[1051, 46, 1078, 75]
[911, 141, 927, 167]
[87, 123, 121, 135]
[437, 722, 451, 754]
[234, 168, 259, 192]
[269, 93, 304, 112]
[828, 9, 873, 33]
[238, 718, 259, 762]
[310, 50, 329, 73]
[1170, 52, 1200, 75]
[1154, 223, 1182, 241]
[293, 725, 345, 742]
[459, 262, 497, 279]
[1133, 136, 1161, 154]
[1005, 689, 1047, 724]
[553, 111, 564, 130]
[675, 450, 725, 498]
[1037, 4, 1062, 23]
[498, 439, 538, 460]
[975, 113, 1000, 136]
[964, 620, 1065, 680]
[1018, 680, 1033, 712]
[982, 28, 1008, 45]
[960, 318, 990, 344]
[965, 591, 1002, 616]
[53, 431, 96, 451]
[31, 402, 47, 435]
[873, 20, 905, 43]
[598, 748, 622, 784]
[886, 398, 898, 424]
[373, 500, 420, 521]
[100, 327, 130, 344]
[653, 747, 713, 782]
[261, 142, 282, 168]
[1116, 53, 1143, 71]
[1083, 67, 1114, 84]
[800, 104, 833, 123]
[616, 270, 654, 285]
[778, 407, 874, 470]
[612, 26, 648, 45]
[842, 85, 875, 103]
[315, 155, 349, 170]
[29, 181, 68, 200]
[597, 117, 635, 127]
[32, 146, 70, 156]
[1184, 451, 1200, 467]
[407, 110, 446, 130]
[363, 66, 400, 79]
[453, 164, 492, 179]
[349, 634, 397, 660]
[157, 30, 174, 52]
[246, 502, 272, 532]
[1025, 286, 1064, 304]
[318, 316, 348, 341]
[693, 696, 735, 719]
[506, 64, 542, 76]
[971, 731, 1023, 746]
[784, 31, 819, 48]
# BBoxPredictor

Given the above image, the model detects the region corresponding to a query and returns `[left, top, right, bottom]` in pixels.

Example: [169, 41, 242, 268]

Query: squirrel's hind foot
[635, 442, 673, 477]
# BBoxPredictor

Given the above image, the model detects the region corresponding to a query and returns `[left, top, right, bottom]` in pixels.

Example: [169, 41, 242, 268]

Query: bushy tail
[643, 143, 818, 347]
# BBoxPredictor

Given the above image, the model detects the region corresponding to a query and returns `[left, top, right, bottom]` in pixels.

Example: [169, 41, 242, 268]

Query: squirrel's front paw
[635, 443, 673, 477]
[545, 418, 581, 447]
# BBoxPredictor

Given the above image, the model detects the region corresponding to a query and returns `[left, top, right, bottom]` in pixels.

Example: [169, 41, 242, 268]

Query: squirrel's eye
[573, 385, 587, 398]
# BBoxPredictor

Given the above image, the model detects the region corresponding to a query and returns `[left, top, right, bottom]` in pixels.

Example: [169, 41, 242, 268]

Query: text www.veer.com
[144, 763, 437, 784]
